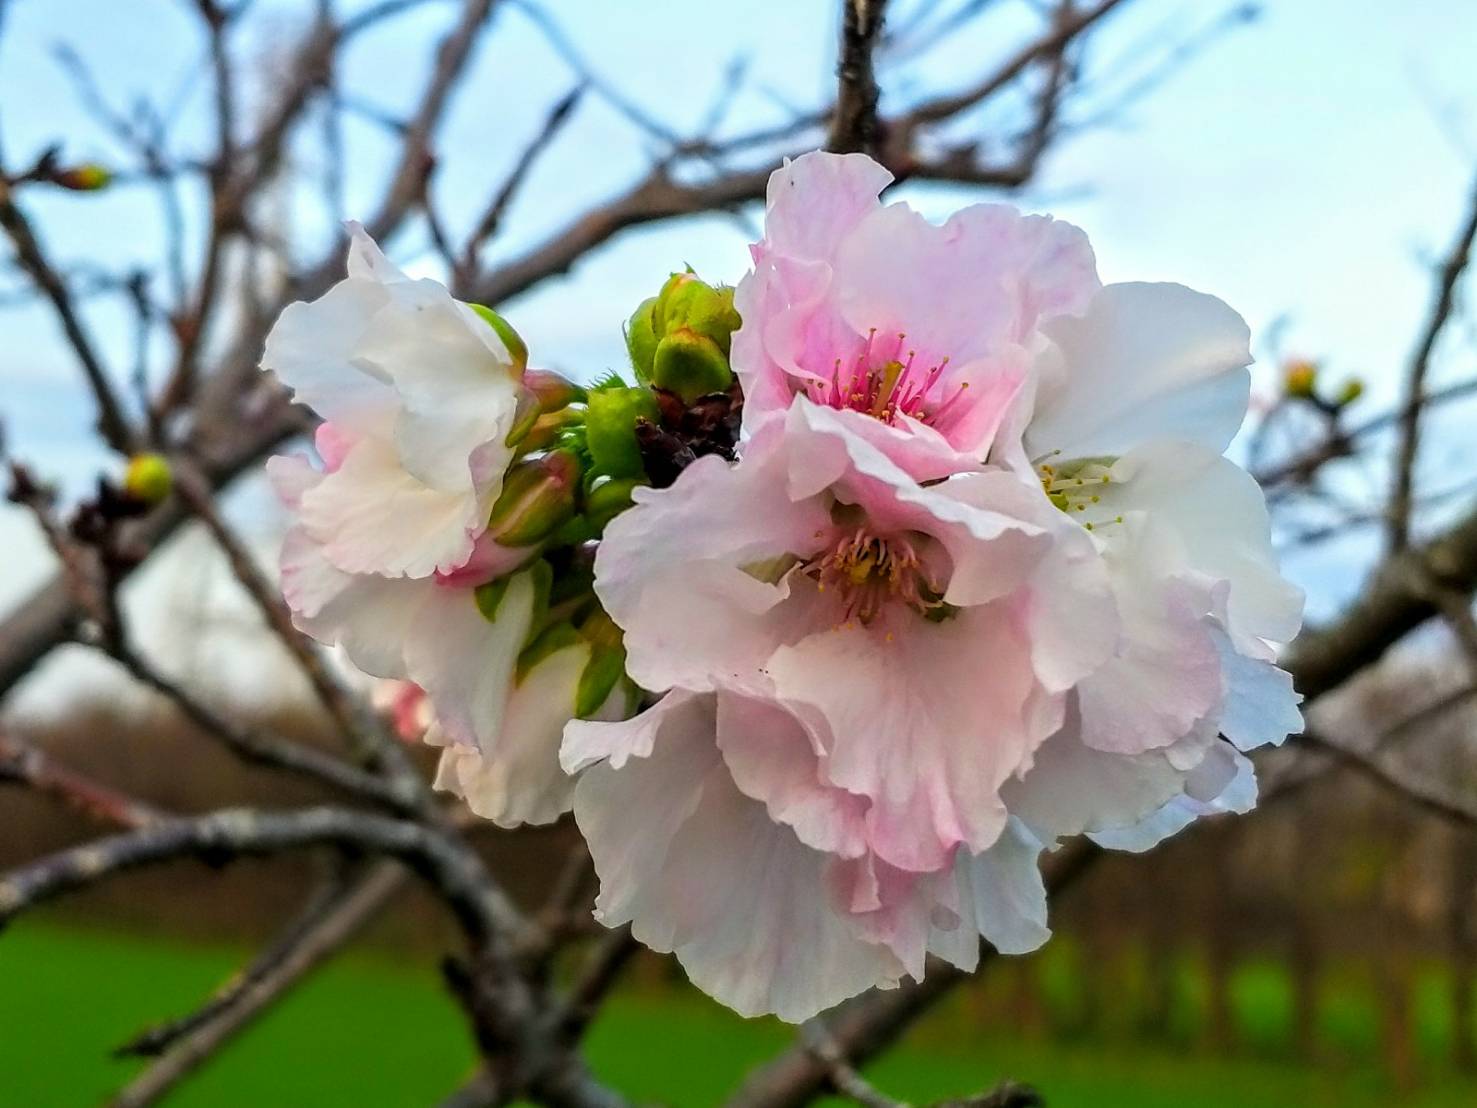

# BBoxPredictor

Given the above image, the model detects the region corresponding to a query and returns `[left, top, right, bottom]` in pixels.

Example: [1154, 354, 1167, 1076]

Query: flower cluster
[264, 156, 1303, 1023]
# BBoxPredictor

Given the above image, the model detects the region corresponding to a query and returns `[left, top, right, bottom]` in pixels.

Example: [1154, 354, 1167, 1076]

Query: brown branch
[453, 84, 584, 294]
[554, 927, 640, 1041]
[0, 729, 165, 830]
[829, 1, 890, 156]
[169, 458, 422, 795]
[1283, 503, 1477, 701]
[0, 806, 515, 944]
[1388, 167, 1477, 550]
[1298, 728, 1477, 828]
[0, 179, 134, 452]
[1254, 374, 1477, 489]
[105, 640, 413, 812]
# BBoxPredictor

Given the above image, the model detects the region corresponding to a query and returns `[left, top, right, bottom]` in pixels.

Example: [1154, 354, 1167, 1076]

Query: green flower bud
[468, 303, 528, 373]
[1336, 377, 1364, 407]
[584, 476, 647, 535]
[626, 296, 660, 384]
[524, 369, 586, 412]
[652, 329, 732, 403]
[625, 273, 740, 402]
[505, 390, 543, 448]
[585, 386, 659, 479]
[123, 453, 172, 504]
[54, 164, 111, 192]
[516, 407, 585, 457]
[486, 450, 583, 547]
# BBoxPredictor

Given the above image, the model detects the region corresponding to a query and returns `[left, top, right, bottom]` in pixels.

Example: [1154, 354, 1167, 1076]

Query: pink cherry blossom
[563, 401, 1116, 1018]
[731, 151, 1100, 478]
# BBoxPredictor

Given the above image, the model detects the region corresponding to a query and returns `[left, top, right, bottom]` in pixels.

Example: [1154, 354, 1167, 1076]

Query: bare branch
[170, 458, 421, 790]
[0, 729, 164, 830]
[1283, 502, 1477, 700]
[0, 180, 134, 451]
[0, 806, 509, 940]
[109, 861, 408, 1108]
[1298, 728, 1477, 828]
[829, 1, 890, 156]
[1388, 167, 1477, 550]
[453, 84, 584, 292]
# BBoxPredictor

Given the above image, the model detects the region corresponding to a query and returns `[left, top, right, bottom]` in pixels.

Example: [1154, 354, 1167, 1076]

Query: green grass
[3, 921, 1477, 1106]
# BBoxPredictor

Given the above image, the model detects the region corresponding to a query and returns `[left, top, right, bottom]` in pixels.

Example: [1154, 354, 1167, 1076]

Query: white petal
[297, 434, 484, 578]
[1214, 628, 1303, 750]
[715, 691, 871, 858]
[1025, 282, 1251, 459]
[1001, 704, 1209, 839]
[761, 151, 892, 262]
[561, 688, 708, 774]
[430, 641, 592, 827]
[277, 524, 431, 679]
[1094, 443, 1303, 648]
[1075, 533, 1223, 755]
[403, 569, 537, 751]
[593, 432, 831, 695]
[931, 818, 1051, 970]
[1091, 746, 1258, 853]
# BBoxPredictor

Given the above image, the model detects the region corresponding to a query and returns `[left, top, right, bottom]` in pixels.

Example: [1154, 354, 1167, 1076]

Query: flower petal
[573, 695, 903, 1022]
[430, 640, 594, 827]
[1026, 282, 1252, 459]
[297, 434, 485, 578]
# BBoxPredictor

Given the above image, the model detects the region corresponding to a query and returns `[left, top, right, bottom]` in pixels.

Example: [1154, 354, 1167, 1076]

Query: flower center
[806, 329, 968, 428]
[804, 527, 947, 627]
[1036, 454, 1122, 532]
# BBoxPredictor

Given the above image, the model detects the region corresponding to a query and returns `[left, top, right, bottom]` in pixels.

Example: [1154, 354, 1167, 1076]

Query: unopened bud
[626, 297, 660, 383]
[585, 386, 660, 479]
[469, 304, 528, 373]
[54, 164, 111, 192]
[585, 476, 646, 535]
[123, 453, 172, 504]
[524, 369, 586, 412]
[652, 329, 732, 403]
[516, 407, 585, 457]
[626, 273, 739, 402]
[1283, 359, 1318, 399]
[1336, 377, 1364, 407]
[486, 450, 583, 546]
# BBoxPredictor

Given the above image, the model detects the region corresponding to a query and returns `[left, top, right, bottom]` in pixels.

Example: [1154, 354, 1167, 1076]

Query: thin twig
[0, 729, 165, 829]
[108, 861, 409, 1108]
[0, 179, 134, 451]
[1388, 167, 1477, 550]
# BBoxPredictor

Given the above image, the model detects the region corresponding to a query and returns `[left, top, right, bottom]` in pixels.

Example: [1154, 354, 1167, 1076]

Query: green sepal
[515, 622, 584, 683]
[585, 386, 659, 479]
[468, 303, 528, 372]
[625, 296, 660, 383]
[584, 476, 647, 535]
[574, 607, 628, 719]
[474, 576, 513, 623]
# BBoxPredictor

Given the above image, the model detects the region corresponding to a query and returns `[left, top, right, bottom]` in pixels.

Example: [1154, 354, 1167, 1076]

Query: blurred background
[4, 1, 1477, 1105]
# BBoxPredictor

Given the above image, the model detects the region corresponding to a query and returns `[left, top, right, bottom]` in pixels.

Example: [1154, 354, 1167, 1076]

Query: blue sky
[2, 0, 1476, 679]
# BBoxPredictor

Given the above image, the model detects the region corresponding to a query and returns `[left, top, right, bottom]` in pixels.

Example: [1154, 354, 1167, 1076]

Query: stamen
[813, 330, 959, 429]
[1037, 456, 1124, 533]
[802, 528, 948, 626]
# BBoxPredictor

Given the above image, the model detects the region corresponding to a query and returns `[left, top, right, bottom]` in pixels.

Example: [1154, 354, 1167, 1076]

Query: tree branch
[829, 1, 890, 155]
[1387, 167, 1477, 550]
